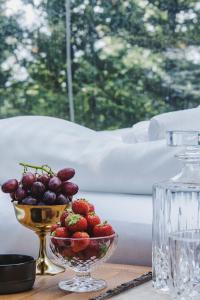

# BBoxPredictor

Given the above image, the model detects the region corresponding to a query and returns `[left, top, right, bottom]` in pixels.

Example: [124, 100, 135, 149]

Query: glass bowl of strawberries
[48, 199, 118, 293]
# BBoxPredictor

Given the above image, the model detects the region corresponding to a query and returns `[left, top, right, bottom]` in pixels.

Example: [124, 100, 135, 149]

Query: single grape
[15, 187, 27, 202]
[62, 181, 79, 196]
[37, 174, 50, 187]
[31, 182, 46, 197]
[43, 191, 56, 205]
[22, 172, 36, 189]
[1, 179, 18, 193]
[25, 189, 31, 196]
[48, 176, 62, 192]
[57, 168, 75, 181]
[56, 194, 70, 205]
[22, 197, 37, 205]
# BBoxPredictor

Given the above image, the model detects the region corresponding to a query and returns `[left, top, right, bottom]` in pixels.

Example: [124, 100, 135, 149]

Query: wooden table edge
[0, 263, 151, 300]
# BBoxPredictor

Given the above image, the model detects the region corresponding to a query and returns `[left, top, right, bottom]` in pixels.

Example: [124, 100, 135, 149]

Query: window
[0, 0, 199, 130]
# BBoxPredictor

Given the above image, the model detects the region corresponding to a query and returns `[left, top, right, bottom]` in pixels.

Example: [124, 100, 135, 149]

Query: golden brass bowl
[13, 204, 67, 275]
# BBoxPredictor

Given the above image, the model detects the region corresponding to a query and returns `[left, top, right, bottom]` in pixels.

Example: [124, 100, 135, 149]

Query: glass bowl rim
[48, 232, 118, 241]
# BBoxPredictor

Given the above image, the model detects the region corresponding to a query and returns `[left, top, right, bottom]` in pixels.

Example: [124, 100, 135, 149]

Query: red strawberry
[60, 247, 76, 259]
[71, 232, 90, 252]
[60, 208, 72, 227]
[93, 222, 114, 237]
[51, 227, 70, 248]
[86, 212, 101, 229]
[88, 202, 95, 213]
[65, 213, 88, 233]
[55, 227, 69, 238]
[72, 199, 90, 215]
[83, 240, 100, 260]
[50, 223, 60, 233]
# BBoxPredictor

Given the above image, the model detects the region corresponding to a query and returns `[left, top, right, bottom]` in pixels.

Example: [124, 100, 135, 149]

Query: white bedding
[0, 190, 152, 266]
[1, 108, 200, 267]
[0, 116, 180, 195]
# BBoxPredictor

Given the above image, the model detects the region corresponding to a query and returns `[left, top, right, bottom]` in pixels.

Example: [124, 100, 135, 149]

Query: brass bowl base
[36, 256, 64, 276]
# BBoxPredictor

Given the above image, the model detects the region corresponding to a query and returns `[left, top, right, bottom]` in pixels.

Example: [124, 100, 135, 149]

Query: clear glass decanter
[152, 131, 200, 292]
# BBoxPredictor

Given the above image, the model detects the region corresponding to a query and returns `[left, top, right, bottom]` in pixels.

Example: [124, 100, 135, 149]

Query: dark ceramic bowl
[0, 254, 36, 294]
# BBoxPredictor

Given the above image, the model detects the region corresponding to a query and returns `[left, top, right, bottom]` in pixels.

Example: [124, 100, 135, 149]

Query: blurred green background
[0, 0, 200, 130]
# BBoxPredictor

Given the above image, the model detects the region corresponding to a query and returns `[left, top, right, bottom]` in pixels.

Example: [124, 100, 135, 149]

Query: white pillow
[98, 121, 149, 144]
[122, 121, 149, 143]
[148, 107, 200, 141]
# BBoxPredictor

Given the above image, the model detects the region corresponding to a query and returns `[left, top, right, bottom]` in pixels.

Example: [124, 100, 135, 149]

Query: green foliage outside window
[0, 0, 199, 130]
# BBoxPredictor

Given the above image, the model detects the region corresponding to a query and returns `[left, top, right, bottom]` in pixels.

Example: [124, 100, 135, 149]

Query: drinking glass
[169, 230, 200, 300]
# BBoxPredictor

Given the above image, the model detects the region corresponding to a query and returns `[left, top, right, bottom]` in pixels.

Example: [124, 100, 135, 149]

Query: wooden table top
[0, 263, 151, 300]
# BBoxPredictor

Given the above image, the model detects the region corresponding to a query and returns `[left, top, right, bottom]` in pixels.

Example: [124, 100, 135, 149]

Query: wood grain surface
[0, 263, 151, 300]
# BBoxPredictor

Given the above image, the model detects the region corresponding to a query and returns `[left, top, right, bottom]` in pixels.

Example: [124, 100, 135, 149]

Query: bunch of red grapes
[1, 164, 79, 205]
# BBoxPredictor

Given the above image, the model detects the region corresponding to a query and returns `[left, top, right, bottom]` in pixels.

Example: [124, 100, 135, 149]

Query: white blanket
[0, 116, 179, 195]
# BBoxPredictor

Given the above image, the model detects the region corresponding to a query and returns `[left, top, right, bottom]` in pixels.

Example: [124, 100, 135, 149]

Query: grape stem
[19, 163, 55, 176]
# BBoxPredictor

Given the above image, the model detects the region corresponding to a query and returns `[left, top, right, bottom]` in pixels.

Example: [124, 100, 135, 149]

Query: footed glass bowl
[48, 233, 118, 293]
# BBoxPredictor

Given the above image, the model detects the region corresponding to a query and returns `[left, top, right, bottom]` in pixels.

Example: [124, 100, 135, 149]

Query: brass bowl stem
[13, 204, 67, 275]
